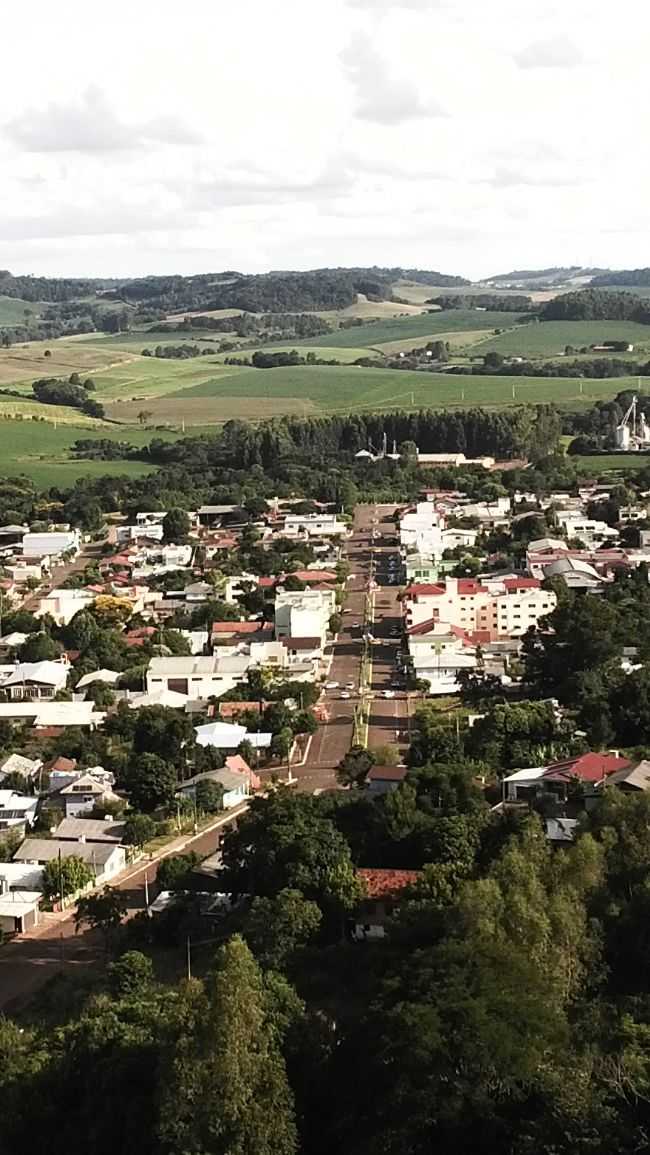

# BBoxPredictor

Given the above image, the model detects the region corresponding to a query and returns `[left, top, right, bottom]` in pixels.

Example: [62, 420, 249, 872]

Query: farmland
[474, 320, 650, 358]
[294, 310, 525, 349]
[0, 419, 167, 486]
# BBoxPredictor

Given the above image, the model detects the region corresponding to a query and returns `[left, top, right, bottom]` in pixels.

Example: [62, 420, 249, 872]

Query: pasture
[0, 297, 44, 327]
[475, 321, 650, 358]
[0, 338, 137, 387]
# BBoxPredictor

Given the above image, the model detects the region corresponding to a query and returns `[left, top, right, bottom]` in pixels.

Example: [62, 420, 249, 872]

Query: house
[606, 760, 650, 792]
[58, 773, 122, 818]
[367, 765, 408, 795]
[177, 767, 252, 810]
[22, 529, 81, 560]
[196, 504, 239, 527]
[0, 863, 44, 934]
[8, 560, 49, 586]
[542, 557, 608, 591]
[281, 512, 347, 538]
[1, 660, 69, 701]
[53, 817, 127, 844]
[146, 654, 251, 700]
[406, 619, 478, 693]
[556, 513, 618, 546]
[116, 522, 164, 544]
[0, 790, 38, 830]
[194, 721, 273, 752]
[128, 688, 190, 709]
[34, 588, 94, 626]
[399, 502, 445, 558]
[76, 669, 120, 691]
[0, 701, 104, 728]
[211, 620, 273, 648]
[403, 576, 555, 641]
[502, 752, 632, 803]
[225, 754, 261, 790]
[274, 589, 336, 648]
[248, 638, 322, 681]
[352, 868, 420, 940]
[13, 838, 126, 882]
[0, 753, 43, 782]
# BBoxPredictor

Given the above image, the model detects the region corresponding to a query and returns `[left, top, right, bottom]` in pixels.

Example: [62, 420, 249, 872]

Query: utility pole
[144, 870, 149, 912]
[186, 936, 192, 980]
[58, 848, 64, 911]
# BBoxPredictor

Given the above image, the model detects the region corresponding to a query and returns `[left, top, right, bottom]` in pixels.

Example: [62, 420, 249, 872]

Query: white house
[22, 530, 81, 560]
[556, 513, 618, 545]
[116, 522, 164, 545]
[274, 589, 336, 648]
[281, 513, 347, 538]
[0, 862, 44, 934]
[35, 588, 94, 626]
[399, 503, 445, 558]
[406, 620, 478, 694]
[0, 660, 69, 701]
[177, 767, 251, 810]
[194, 721, 273, 751]
[0, 790, 38, 830]
[146, 654, 251, 700]
[0, 701, 104, 728]
[57, 772, 122, 818]
[13, 838, 126, 882]
[0, 753, 43, 782]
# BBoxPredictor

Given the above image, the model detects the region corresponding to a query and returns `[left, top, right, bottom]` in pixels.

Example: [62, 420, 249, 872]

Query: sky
[0, 0, 648, 282]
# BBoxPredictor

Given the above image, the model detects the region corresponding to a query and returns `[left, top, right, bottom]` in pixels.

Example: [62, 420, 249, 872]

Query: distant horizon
[0, 261, 629, 285]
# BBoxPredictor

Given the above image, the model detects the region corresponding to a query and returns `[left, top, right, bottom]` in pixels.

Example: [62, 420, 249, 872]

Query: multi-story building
[274, 588, 336, 648]
[403, 576, 556, 641]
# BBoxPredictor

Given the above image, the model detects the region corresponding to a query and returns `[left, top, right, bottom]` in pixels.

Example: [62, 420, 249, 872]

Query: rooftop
[357, 868, 420, 899]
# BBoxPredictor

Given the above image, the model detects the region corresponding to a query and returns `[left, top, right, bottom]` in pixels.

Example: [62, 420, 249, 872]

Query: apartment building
[274, 588, 336, 648]
[403, 576, 556, 641]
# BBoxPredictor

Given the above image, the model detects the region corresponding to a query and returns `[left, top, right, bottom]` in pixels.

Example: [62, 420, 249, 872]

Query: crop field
[295, 310, 524, 350]
[94, 364, 635, 426]
[475, 321, 650, 357]
[0, 297, 45, 327]
[0, 419, 182, 486]
[0, 339, 137, 387]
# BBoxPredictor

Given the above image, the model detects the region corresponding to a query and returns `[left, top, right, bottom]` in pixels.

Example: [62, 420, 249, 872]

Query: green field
[0, 420, 172, 486]
[475, 320, 650, 357]
[572, 454, 650, 474]
[294, 310, 524, 349]
[0, 297, 45, 327]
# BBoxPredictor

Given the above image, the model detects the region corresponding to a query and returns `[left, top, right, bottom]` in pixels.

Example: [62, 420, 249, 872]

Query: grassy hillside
[295, 310, 524, 349]
[0, 297, 45, 327]
[0, 420, 175, 486]
[476, 320, 650, 357]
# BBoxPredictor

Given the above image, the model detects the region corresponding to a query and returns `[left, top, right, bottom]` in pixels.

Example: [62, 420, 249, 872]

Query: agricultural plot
[295, 311, 525, 350]
[0, 339, 137, 387]
[0, 419, 180, 485]
[475, 321, 650, 357]
[143, 364, 637, 419]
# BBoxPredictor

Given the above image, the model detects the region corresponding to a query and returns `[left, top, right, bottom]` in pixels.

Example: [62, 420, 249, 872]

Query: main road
[298, 503, 412, 790]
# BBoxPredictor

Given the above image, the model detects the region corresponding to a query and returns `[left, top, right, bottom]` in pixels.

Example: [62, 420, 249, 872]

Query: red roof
[280, 636, 321, 650]
[367, 765, 408, 782]
[219, 701, 263, 718]
[357, 868, 420, 899]
[502, 577, 541, 591]
[211, 620, 271, 634]
[291, 570, 337, 583]
[126, 626, 156, 639]
[403, 583, 445, 597]
[258, 577, 276, 589]
[543, 752, 631, 784]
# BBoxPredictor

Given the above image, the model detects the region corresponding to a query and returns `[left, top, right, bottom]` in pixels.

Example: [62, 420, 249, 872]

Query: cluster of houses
[396, 485, 650, 694]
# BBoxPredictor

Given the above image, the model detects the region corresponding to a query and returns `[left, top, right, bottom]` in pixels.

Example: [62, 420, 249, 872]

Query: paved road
[0, 804, 247, 1012]
[21, 539, 107, 611]
[297, 503, 412, 790]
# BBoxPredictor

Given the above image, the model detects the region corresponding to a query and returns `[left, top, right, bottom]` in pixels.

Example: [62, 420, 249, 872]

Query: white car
[382, 690, 395, 699]
[340, 691, 351, 699]
[325, 681, 339, 690]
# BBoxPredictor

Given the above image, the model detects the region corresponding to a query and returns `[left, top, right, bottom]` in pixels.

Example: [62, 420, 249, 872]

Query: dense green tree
[242, 888, 322, 971]
[124, 753, 177, 812]
[162, 507, 190, 542]
[159, 936, 298, 1155]
[74, 885, 128, 953]
[42, 854, 94, 901]
[122, 812, 156, 848]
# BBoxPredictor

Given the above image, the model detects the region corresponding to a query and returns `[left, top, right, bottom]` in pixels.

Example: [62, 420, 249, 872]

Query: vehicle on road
[325, 681, 339, 690]
[340, 691, 351, 699]
[382, 690, 396, 698]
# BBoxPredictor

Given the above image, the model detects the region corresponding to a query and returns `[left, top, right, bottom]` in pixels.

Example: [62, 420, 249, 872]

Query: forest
[591, 267, 650, 287]
[540, 288, 650, 323]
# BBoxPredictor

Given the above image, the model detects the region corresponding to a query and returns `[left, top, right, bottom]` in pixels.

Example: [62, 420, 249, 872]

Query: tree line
[540, 288, 650, 323]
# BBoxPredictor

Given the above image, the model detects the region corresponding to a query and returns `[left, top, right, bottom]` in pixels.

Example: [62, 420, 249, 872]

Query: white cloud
[4, 86, 200, 153]
[341, 31, 445, 123]
[514, 36, 584, 69]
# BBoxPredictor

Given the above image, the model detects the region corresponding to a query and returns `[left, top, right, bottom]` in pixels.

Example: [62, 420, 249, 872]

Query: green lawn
[475, 321, 650, 357]
[572, 453, 650, 474]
